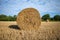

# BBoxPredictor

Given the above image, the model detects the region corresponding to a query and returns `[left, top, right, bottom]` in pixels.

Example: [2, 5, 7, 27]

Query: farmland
[0, 21, 60, 40]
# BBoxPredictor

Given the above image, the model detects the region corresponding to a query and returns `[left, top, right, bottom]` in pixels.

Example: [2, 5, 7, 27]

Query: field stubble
[0, 21, 60, 40]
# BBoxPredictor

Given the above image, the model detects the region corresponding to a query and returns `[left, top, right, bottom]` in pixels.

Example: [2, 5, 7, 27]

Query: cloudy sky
[0, 0, 60, 17]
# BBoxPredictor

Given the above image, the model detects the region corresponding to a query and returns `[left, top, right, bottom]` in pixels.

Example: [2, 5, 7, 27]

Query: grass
[0, 21, 60, 40]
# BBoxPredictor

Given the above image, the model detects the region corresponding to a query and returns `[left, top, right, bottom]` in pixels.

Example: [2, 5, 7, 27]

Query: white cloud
[0, 0, 60, 16]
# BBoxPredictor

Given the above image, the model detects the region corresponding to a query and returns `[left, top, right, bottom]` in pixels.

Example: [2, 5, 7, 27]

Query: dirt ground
[0, 21, 60, 40]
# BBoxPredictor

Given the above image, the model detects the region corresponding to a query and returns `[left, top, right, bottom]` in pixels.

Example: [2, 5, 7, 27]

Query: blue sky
[0, 0, 60, 17]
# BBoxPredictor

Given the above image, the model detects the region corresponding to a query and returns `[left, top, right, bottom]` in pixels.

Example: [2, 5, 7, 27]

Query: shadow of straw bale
[9, 25, 20, 30]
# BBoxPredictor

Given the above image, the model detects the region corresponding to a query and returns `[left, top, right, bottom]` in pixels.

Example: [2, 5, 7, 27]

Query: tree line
[42, 14, 60, 21]
[0, 14, 16, 21]
[0, 14, 60, 21]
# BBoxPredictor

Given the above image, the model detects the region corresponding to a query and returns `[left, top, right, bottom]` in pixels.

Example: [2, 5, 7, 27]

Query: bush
[0, 14, 17, 21]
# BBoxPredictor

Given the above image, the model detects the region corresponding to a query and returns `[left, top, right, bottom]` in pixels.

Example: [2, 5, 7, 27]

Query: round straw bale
[16, 8, 41, 30]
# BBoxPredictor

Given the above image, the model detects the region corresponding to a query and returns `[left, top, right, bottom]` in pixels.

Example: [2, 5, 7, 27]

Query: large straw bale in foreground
[17, 8, 41, 30]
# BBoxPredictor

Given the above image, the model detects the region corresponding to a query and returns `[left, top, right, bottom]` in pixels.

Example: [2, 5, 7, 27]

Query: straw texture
[16, 8, 41, 30]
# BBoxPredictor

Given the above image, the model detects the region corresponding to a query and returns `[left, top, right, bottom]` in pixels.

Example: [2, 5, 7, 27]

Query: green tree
[0, 14, 17, 21]
[0, 14, 7, 18]
[7, 16, 14, 21]
[0, 14, 8, 21]
[42, 14, 50, 21]
[50, 18, 54, 21]
[13, 15, 17, 21]
[53, 15, 60, 21]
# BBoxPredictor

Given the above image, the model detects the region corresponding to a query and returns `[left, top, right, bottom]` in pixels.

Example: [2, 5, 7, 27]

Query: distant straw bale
[16, 8, 41, 30]
[46, 19, 50, 22]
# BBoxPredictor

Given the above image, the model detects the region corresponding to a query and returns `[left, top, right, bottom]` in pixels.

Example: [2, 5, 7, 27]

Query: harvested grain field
[0, 21, 60, 40]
